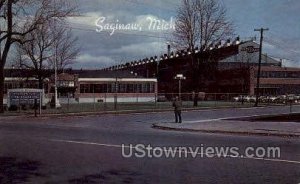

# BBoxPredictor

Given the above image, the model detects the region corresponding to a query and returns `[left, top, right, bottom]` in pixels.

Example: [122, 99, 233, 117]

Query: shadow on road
[0, 156, 45, 183]
[68, 169, 146, 184]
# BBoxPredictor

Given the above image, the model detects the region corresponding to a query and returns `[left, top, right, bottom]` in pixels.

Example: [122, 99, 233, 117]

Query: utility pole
[254, 28, 269, 107]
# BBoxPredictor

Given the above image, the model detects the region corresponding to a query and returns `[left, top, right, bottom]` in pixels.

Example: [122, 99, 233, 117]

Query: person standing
[192, 91, 198, 107]
[172, 96, 182, 123]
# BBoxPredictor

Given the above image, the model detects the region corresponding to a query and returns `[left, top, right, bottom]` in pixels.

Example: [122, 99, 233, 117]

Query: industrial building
[103, 38, 300, 96]
[3, 38, 300, 106]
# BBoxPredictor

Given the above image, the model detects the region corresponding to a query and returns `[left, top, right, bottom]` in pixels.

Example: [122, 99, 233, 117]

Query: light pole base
[55, 99, 61, 109]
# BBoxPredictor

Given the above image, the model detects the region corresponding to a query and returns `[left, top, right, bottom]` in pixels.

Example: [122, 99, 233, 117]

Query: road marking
[50, 139, 300, 165]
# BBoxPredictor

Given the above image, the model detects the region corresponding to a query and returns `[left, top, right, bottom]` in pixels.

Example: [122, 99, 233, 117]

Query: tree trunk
[0, 67, 4, 113]
[38, 77, 43, 89]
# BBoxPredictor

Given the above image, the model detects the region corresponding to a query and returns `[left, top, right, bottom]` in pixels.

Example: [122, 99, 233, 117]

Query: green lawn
[1, 101, 255, 116]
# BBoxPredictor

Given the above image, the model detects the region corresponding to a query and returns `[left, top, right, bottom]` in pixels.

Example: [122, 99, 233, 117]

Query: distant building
[103, 39, 300, 96]
[3, 69, 157, 104]
[4, 39, 300, 101]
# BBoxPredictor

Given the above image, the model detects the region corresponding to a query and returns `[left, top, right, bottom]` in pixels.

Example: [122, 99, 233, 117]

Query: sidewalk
[153, 120, 300, 137]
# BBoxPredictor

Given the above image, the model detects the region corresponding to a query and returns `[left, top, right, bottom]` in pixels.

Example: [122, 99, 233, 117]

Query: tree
[16, 22, 55, 89]
[0, 0, 77, 113]
[171, 0, 234, 103]
[48, 22, 80, 71]
[172, 0, 198, 50]
[16, 20, 79, 89]
[172, 0, 234, 51]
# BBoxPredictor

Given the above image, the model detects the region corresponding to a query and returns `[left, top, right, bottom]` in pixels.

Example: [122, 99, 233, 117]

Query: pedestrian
[172, 96, 182, 123]
[193, 91, 198, 107]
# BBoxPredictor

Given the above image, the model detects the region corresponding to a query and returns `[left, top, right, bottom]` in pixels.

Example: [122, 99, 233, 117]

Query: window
[127, 84, 134, 93]
[58, 80, 74, 87]
[94, 84, 103, 93]
[79, 82, 156, 94]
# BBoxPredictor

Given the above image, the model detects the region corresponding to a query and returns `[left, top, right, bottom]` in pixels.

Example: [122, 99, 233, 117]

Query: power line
[264, 37, 300, 56]
[266, 54, 296, 62]
[65, 21, 171, 39]
[67, 25, 169, 39]
[70, 21, 173, 35]
[122, 0, 177, 13]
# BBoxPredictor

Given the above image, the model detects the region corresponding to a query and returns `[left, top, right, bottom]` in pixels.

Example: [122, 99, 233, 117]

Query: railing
[3, 92, 298, 115]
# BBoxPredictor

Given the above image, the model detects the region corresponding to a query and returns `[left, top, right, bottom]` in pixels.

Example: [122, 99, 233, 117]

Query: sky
[67, 0, 300, 69]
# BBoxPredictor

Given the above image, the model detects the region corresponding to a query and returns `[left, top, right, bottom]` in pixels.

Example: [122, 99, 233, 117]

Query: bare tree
[17, 22, 55, 89]
[48, 22, 80, 71]
[196, 0, 234, 51]
[172, 0, 198, 50]
[0, 0, 77, 112]
[170, 0, 234, 100]
[172, 0, 234, 51]
[16, 20, 79, 89]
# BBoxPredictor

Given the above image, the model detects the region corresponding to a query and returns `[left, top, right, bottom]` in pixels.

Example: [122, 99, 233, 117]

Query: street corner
[152, 119, 300, 138]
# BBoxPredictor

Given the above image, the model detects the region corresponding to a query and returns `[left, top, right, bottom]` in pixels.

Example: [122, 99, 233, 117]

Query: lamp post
[114, 77, 118, 110]
[54, 52, 61, 108]
[174, 74, 186, 100]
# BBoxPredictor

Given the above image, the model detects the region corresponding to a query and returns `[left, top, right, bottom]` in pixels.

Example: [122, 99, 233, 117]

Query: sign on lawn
[8, 89, 44, 107]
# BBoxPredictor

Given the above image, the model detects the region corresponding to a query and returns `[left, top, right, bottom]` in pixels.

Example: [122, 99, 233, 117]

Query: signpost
[8, 89, 44, 115]
[174, 74, 186, 100]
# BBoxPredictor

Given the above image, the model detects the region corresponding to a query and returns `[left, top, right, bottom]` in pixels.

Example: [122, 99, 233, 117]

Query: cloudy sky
[67, 0, 300, 69]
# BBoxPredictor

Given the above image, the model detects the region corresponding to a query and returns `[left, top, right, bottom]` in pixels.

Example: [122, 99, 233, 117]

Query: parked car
[233, 95, 246, 102]
[157, 95, 167, 102]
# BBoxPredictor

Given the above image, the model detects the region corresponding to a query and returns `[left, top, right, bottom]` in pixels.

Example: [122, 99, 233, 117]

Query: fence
[3, 92, 297, 115]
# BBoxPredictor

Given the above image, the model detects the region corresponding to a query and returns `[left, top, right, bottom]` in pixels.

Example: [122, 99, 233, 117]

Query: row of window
[260, 84, 300, 88]
[260, 71, 300, 78]
[79, 83, 156, 93]
[3, 82, 156, 94]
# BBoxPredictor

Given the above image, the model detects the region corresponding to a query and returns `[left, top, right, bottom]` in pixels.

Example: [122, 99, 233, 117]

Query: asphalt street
[0, 106, 299, 183]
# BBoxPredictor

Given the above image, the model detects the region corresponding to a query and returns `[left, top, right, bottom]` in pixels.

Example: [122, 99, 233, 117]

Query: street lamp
[114, 77, 118, 110]
[54, 51, 61, 108]
[174, 74, 186, 100]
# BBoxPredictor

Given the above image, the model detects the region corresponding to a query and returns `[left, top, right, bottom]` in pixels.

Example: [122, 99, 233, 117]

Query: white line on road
[50, 139, 300, 165]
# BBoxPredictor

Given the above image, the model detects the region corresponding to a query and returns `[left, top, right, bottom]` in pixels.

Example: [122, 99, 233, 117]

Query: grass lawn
[0, 101, 255, 116]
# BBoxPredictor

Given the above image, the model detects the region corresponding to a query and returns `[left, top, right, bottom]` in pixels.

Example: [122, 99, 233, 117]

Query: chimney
[226, 39, 231, 46]
[167, 44, 171, 57]
[235, 36, 240, 45]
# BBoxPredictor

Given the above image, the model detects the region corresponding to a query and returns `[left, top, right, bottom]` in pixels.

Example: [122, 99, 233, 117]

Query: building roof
[101, 39, 250, 71]
[74, 70, 144, 78]
[3, 69, 149, 79]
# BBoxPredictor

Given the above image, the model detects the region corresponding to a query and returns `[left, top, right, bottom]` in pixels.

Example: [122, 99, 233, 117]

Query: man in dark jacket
[172, 96, 182, 123]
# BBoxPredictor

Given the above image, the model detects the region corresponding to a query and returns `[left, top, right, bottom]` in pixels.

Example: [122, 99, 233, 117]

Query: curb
[0, 104, 291, 119]
[152, 123, 300, 138]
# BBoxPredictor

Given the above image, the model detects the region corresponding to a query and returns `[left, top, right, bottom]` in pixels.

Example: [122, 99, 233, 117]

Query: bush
[8, 105, 18, 111]
[21, 104, 28, 110]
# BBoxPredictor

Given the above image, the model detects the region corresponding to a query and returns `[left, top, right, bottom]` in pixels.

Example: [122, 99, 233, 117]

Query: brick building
[104, 39, 300, 96]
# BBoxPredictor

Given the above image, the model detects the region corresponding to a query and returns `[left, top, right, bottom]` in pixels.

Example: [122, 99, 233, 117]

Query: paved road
[0, 106, 299, 183]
